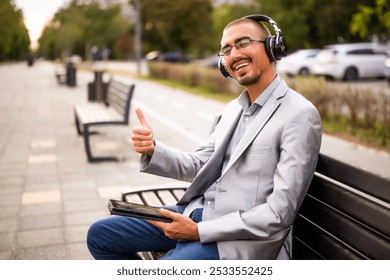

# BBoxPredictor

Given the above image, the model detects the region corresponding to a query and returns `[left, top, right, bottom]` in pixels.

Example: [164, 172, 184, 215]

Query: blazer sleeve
[140, 135, 216, 182]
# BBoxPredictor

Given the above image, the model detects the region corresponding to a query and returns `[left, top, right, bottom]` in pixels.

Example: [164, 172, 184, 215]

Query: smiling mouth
[233, 61, 250, 71]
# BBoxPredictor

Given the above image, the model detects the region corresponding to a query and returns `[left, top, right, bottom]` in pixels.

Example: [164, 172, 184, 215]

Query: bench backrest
[106, 80, 135, 123]
[293, 153, 390, 259]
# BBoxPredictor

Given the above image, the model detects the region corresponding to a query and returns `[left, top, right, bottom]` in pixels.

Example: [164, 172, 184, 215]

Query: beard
[236, 72, 260, 86]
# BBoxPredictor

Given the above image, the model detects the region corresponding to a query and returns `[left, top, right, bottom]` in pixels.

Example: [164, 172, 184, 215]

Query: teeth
[235, 62, 249, 70]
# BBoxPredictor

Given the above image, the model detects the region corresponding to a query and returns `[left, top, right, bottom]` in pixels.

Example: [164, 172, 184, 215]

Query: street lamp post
[135, 0, 142, 76]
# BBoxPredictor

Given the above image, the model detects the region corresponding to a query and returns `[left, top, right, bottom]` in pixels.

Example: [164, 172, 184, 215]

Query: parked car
[145, 50, 191, 63]
[384, 55, 390, 85]
[311, 43, 388, 81]
[198, 54, 220, 68]
[276, 48, 321, 77]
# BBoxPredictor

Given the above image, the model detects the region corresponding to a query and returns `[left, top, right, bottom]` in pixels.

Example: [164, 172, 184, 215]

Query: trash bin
[66, 62, 77, 87]
[87, 70, 108, 102]
[94, 70, 104, 101]
[27, 56, 34, 67]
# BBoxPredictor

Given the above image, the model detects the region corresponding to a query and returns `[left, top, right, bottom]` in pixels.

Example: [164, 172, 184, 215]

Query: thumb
[135, 108, 148, 127]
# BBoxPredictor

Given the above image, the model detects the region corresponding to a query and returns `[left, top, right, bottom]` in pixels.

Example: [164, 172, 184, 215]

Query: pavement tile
[61, 188, 99, 201]
[25, 173, 59, 186]
[0, 164, 27, 178]
[18, 213, 63, 231]
[19, 202, 62, 217]
[0, 184, 24, 196]
[0, 232, 16, 251]
[24, 182, 61, 192]
[15, 244, 67, 260]
[0, 217, 18, 233]
[64, 210, 107, 227]
[64, 225, 90, 243]
[66, 242, 94, 260]
[0, 175, 25, 187]
[63, 199, 104, 213]
[0, 204, 19, 218]
[21, 190, 61, 205]
[59, 171, 91, 183]
[16, 228, 64, 248]
[0, 193, 22, 206]
[0, 250, 12, 260]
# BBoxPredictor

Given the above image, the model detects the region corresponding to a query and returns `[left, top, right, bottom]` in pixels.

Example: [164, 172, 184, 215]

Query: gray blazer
[141, 78, 322, 259]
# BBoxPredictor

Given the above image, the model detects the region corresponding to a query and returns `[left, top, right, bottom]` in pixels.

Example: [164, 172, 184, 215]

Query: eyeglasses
[219, 38, 266, 57]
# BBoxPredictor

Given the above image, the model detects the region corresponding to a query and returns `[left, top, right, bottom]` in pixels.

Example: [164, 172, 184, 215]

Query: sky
[14, 0, 70, 50]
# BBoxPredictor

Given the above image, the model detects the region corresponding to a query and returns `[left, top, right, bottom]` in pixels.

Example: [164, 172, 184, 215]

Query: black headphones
[218, 14, 287, 78]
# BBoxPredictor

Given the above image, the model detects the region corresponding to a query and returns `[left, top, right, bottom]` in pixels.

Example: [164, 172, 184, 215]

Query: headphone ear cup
[218, 57, 232, 78]
[264, 36, 275, 62]
[242, 14, 287, 62]
[273, 35, 287, 61]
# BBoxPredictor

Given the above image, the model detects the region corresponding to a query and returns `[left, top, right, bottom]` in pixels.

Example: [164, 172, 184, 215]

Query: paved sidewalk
[0, 61, 176, 259]
[0, 61, 388, 260]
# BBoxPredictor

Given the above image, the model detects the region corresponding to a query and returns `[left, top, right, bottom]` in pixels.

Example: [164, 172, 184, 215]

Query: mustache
[230, 57, 251, 69]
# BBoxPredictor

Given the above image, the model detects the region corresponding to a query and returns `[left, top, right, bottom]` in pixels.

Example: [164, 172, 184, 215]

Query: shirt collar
[237, 75, 282, 114]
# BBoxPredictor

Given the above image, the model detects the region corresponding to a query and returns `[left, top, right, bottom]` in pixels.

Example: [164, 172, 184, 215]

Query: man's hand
[131, 108, 155, 156]
[147, 209, 200, 241]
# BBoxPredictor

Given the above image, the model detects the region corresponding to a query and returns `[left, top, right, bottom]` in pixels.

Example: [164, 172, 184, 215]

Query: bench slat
[316, 154, 390, 204]
[297, 194, 390, 259]
[75, 103, 123, 124]
[293, 216, 366, 259]
[308, 175, 390, 237]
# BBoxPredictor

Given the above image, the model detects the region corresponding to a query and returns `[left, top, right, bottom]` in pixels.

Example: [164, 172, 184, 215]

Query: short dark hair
[224, 18, 271, 40]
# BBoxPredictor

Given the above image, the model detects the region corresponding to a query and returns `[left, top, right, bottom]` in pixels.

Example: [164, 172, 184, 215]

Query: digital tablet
[107, 199, 176, 222]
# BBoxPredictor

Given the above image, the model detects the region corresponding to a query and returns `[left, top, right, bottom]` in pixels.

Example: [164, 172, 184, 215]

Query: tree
[83, 2, 128, 58]
[257, 0, 374, 52]
[350, 0, 390, 42]
[37, 0, 129, 60]
[0, 0, 30, 61]
[137, 0, 214, 57]
[211, 1, 262, 53]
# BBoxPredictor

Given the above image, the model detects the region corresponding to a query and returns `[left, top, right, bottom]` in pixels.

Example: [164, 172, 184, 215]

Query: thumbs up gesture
[131, 108, 155, 155]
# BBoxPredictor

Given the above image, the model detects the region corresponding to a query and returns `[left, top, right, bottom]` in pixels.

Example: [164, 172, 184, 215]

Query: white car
[384, 56, 390, 85]
[311, 43, 389, 81]
[277, 49, 321, 77]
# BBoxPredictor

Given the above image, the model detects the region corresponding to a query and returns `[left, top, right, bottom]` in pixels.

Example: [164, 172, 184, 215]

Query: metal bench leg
[75, 114, 82, 135]
[83, 124, 94, 162]
[83, 124, 118, 163]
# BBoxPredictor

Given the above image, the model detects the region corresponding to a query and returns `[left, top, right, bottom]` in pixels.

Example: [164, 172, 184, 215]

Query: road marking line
[133, 100, 205, 145]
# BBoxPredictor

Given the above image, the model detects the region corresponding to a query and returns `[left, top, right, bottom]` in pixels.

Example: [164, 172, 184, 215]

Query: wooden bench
[121, 116, 390, 260]
[74, 79, 135, 162]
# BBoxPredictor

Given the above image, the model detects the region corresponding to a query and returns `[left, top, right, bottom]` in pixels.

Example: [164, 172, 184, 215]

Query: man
[87, 15, 322, 260]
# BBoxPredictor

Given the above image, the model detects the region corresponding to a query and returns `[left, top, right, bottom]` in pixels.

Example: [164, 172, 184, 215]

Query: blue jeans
[87, 207, 219, 260]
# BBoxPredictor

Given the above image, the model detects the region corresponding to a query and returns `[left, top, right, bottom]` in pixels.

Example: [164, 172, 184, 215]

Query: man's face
[220, 23, 270, 86]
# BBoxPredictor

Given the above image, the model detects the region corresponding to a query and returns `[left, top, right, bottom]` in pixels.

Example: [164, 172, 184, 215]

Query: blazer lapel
[178, 106, 242, 204]
[222, 82, 289, 175]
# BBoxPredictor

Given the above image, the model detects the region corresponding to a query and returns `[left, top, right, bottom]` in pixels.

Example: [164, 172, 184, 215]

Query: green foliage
[210, 1, 262, 53]
[350, 0, 390, 41]
[0, 0, 30, 61]
[148, 62, 239, 99]
[288, 76, 390, 150]
[4, 0, 389, 62]
[139, 0, 214, 57]
[37, 0, 129, 60]
[256, 0, 374, 51]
